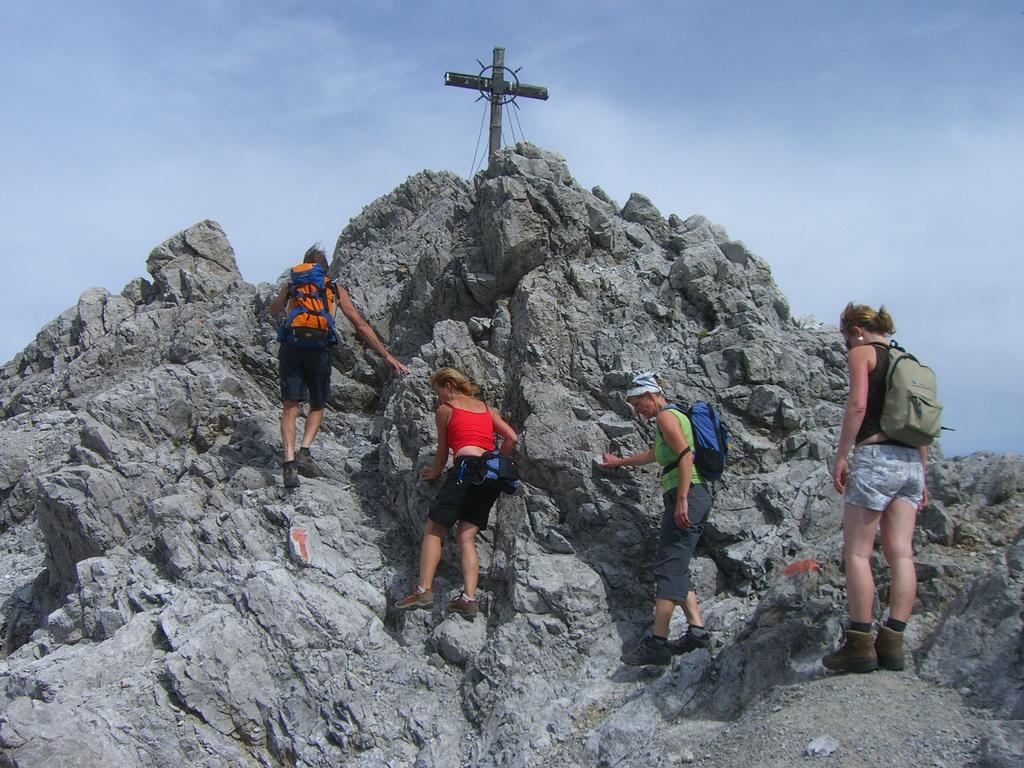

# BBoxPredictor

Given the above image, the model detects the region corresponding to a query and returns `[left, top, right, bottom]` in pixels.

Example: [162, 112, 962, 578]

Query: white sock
[462, 592, 476, 603]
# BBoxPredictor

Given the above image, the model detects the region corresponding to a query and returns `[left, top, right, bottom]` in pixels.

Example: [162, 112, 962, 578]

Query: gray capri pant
[654, 483, 713, 602]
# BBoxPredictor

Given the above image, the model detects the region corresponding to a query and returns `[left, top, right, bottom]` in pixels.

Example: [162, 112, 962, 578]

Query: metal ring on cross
[477, 64, 520, 105]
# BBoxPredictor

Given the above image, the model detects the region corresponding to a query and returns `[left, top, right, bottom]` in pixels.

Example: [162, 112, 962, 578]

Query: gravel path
[688, 670, 987, 768]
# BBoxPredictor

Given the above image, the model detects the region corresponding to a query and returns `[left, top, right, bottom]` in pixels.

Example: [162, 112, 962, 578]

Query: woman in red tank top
[394, 367, 517, 618]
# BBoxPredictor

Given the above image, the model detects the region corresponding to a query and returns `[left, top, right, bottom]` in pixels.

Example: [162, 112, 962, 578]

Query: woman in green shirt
[600, 372, 713, 666]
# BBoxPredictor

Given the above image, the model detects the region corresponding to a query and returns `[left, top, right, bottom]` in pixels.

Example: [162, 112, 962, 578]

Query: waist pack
[456, 451, 519, 494]
[873, 341, 943, 447]
[277, 263, 337, 349]
[661, 402, 731, 483]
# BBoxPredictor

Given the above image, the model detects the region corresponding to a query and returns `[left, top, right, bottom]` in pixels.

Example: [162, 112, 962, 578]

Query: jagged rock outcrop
[0, 144, 1021, 767]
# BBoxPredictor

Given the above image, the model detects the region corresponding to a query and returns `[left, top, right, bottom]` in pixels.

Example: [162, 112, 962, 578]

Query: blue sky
[1, 1, 1021, 457]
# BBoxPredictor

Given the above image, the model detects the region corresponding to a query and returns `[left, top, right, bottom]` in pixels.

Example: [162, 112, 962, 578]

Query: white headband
[625, 372, 662, 398]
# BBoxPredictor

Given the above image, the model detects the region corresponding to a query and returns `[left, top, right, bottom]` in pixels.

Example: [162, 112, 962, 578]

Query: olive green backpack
[872, 341, 943, 447]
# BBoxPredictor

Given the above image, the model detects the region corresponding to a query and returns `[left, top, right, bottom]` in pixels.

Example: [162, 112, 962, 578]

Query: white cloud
[526, 94, 1023, 456]
[1, 1, 1020, 457]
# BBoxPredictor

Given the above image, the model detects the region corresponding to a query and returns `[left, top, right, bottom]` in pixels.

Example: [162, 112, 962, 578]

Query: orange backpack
[277, 263, 337, 348]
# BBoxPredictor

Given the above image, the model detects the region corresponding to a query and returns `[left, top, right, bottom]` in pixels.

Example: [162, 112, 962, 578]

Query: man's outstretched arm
[335, 285, 409, 375]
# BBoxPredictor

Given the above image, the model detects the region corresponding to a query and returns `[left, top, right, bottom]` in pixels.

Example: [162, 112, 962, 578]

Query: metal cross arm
[444, 72, 549, 102]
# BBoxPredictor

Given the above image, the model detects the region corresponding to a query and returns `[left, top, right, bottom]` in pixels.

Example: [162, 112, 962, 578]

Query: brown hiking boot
[822, 629, 878, 673]
[875, 625, 905, 670]
[394, 587, 433, 611]
[447, 595, 479, 619]
[282, 460, 300, 488]
[294, 447, 320, 478]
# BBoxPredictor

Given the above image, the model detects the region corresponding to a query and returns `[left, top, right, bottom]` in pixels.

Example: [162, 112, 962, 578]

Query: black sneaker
[667, 629, 711, 655]
[283, 460, 300, 488]
[621, 635, 672, 666]
[294, 447, 320, 478]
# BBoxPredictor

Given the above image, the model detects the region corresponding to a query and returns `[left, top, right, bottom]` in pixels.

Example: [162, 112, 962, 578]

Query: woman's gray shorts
[845, 443, 924, 512]
[654, 484, 712, 602]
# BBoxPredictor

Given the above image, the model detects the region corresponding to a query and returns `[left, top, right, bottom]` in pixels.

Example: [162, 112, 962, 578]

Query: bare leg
[880, 498, 918, 622]
[281, 401, 300, 461]
[653, 598, 675, 637]
[654, 591, 702, 637]
[454, 521, 481, 598]
[842, 502, 883, 623]
[417, 520, 447, 590]
[300, 407, 325, 450]
[681, 591, 703, 627]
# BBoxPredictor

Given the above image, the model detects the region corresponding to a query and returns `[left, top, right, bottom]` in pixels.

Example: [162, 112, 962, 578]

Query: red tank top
[446, 405, 495, 454]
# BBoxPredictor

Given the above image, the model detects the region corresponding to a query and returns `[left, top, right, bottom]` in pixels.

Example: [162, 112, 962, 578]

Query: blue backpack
[662, 402, 731, 483]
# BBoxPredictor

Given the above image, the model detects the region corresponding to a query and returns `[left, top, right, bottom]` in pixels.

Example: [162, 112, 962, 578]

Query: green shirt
[655, 407, 703, 492]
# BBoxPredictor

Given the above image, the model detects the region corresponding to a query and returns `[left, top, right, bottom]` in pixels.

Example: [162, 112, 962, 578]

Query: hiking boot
[394, 587, 433, 611]
[447, 595, 479, 619]
[621, 635, 672, 666]
[822, 629, 878, 673]
[875, 625, 905, 671]
[667, 629, 712, 655]
[282, 460, 300, 488]
[294, 447, 320, 478]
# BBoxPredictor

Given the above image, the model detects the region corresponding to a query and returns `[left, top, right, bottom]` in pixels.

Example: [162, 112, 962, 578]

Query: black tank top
[855, 344, 889, 444]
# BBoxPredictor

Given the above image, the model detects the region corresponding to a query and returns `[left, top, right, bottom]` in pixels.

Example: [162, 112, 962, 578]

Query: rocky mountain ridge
[0, 144, 1020, 767]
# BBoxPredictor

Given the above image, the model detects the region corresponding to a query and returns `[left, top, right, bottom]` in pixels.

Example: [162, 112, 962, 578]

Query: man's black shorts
[278, 343, 332, 409]
[428, 459, 501, 531]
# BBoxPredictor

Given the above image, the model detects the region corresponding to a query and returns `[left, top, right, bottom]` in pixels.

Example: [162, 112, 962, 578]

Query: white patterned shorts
[845, 443, 924, 512]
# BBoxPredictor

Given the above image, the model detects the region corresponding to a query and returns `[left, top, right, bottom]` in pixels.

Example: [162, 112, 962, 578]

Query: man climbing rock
[267, 243, 409, 487]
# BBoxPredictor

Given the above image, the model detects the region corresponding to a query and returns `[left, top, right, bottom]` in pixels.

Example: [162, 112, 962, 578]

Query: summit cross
[444, 46, 549, 162]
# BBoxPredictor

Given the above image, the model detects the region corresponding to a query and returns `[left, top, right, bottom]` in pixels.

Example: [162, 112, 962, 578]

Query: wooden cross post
[445, 46, 549, 161]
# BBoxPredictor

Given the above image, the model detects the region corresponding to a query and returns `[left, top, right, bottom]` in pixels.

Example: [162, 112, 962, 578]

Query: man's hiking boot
[294, 447, 320, 478]
[822, 629, 878, 673]
[875, 625, 905, 671]
[282, 460, 300, 488]
[667, 629, 711, 655]
[621, 635, 672, 667]
[447, 595, 479, 619]
[394, 587, 433, 611]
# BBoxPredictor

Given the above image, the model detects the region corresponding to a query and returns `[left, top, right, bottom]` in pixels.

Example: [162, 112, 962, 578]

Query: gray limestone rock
[0, 142, 1020, 767]
[918, 527, 1024, 719]
[146, 219, 243, 304]
[621, 192, 668, 242]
